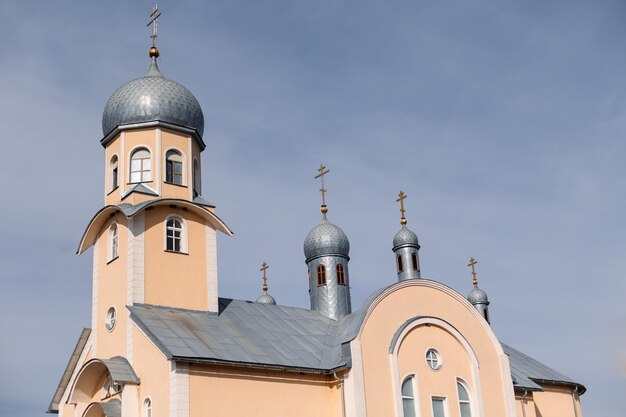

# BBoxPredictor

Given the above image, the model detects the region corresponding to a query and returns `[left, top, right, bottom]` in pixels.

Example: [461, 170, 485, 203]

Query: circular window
[105, 307, 117, 331]
[425, 348, 442, 370]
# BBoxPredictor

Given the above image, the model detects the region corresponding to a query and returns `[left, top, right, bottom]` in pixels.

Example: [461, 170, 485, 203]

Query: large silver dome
[303, 217, 350, 261]
[392, 225, 420, 250]
[102, 58, 204, 137]
[467, 286, 489, 305]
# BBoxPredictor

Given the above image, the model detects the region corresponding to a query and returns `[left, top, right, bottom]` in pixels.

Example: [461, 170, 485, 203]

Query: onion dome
[467, 286, 489, 305]
[303, 216, 350, 262]
[392, 225, 420, 251]
[256, 291, 276, 305]
[102, 57, 204, 138]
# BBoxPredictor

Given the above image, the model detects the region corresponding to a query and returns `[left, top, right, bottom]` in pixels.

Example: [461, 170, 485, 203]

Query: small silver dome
[392, 225, 420, 250]
[304, 217, 350, 261]
[256, 291, 276, 305]
[102, 58, 204, 137]
[467, 286, 489, 305]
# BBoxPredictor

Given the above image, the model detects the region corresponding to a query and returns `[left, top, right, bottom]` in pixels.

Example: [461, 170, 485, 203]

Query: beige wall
[515, 392, 538, 417]
[358, 281, 513, 417]
[189, 364, 342, 417]
[144, 205, 209, 310]
[133, 327, 171, 417]
[533, 385, 582, 417]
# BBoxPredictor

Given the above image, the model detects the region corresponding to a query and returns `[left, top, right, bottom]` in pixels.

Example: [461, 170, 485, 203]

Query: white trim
[343, 339, 367, 417]
[107, 221, 119, 263]
[205, 223, 218, 312]
[128, 144, 154, 184]
[120, 132, 125, 196]
[122, 384, 139, 417]
[425, 347, 442, 371]
[163, 146, 187, 186]
[127, 213, 145, 305]
[398, 373, 420, 417]
[456, 378, 476, 417]
[142, 395, 153, 417]
[430, 395, 450, 417]
[169, 362, 189, 417]
[108, 154, 119, 193]
[105, 306, 117, 332]
[164, 215, 188, 254]
[188, 140, 193, 200]
[91, 243, 99, 356]
[156, 128, 162, 195]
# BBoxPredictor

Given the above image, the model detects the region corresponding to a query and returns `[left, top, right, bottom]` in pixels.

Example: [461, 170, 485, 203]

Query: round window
[105, 307, 117, 331]
[425, 348, 442, 370]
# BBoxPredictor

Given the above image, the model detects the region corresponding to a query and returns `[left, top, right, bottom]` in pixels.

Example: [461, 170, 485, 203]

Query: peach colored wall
[397, 325, 473, 417]
[514, 393, 537, 417]
[96, 214, 128, 359]
[144, 205, 209, 310]
[359, 282, 511, 417]
[133, 326, 171, 417]
[189, 364, 342, 417]
[533, 385, 581, 417]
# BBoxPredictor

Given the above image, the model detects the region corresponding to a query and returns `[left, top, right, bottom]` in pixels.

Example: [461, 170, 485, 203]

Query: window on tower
[166, 217, 185, 253]
[130, 148, 152, 183]
[336, 264, 345, 285]
[110, 155, 119, 191]
[165, 150, 184, 185]
[412, 253, 418, 271]
[193, 159, 200, 196]
[397, 255, 404, 273]
[108, 223, 119, 262]
[316, 265, 326, 286]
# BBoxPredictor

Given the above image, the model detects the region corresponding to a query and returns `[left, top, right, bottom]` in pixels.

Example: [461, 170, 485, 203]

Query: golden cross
[314, 164, 330, 214]
[147, 5, 162, 48]
[468, 257, 478, 286]
[396, 191, 407, 225]
[260, 261, 269, 291]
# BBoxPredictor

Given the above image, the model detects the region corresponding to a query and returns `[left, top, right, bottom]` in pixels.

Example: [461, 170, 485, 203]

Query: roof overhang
[100, 120, 206, 151]
[77, 199, 233, 255]
[83, 399, 121, 417]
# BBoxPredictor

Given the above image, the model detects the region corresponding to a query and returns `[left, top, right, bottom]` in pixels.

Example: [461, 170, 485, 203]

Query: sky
[0, 0, 625, 415]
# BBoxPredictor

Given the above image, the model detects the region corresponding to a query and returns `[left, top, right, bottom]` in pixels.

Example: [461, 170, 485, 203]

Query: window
[143, 398, 152, 417]
[165, 150, 183, 185]
[316, 264, 326, 286]
[336, 264, 345, 285]
[432, 397, 446, 417]
[457, 381, 472, 417]
[401, 377, 416, 417]
[397, 255, 404, 273]
[102, 376, 113, 398]
[130, 148, 152, 183]
[425, 348, 442, 370]
[105, 307, 117, 331]
[110, 155, 118, 190]
[193, 159, 200, 196]
[109, 223, 119, 261]
[412, 252, 419, 271]
[166, 217, 183, 252]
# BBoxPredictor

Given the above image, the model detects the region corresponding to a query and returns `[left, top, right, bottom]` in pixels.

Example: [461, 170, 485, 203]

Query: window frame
[143, 397, 152, 417]
[164, 216, 187, 254]
[397, 255, 404, 273]
[316, 264, 327, 286]
[336, 264, 345, 286]
[400, 375, 418, 417]
[108, 222, 119, 263]
[165, 148, 185, 186]
[456, 379, 472, 417]
[109, 155, 119, 192]
[430, 396, 448, 417]
[105, 306, 117, 332]
[411, 252, 419, 271]
[129, 147, 152, 184]
[192, 158, 200, 196]
[425, 348, 442, 371]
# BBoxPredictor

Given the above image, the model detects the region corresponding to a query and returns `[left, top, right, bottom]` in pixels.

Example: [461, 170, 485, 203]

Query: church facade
[49, 15, 585, 417]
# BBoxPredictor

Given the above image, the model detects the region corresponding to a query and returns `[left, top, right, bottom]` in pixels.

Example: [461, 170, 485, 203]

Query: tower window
[109, 223, 119, 262]
[316, 265, 326, 286]
[110, 155, 118, 190]
[411, 253, 418, 271]
[105, 307, 117, 331]
[166, 217, 184, 252]
[165, 150, 183, 185]
[401, 376, 416, 417]
[193, 159, 200, 196]
[336, 264, 345, 285]
[397, 255, 404, 273]
[457, 381, 472, 417]
[130, 148, 152, 183]
[143, 398, 152, 417]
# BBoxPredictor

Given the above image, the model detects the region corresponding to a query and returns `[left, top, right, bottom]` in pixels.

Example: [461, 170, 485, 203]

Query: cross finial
[260, 261, 269, 291]
[147, 5, 162, 58]
[314, 164, 330, 215]
[396, 191, 408, 225]
[468, 257, 478, 286]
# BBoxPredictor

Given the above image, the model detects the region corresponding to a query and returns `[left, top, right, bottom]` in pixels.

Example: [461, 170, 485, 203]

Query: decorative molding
[205, 224, 218, 312]
[91, 243, 99, 356]
[169, 362, 189, 417]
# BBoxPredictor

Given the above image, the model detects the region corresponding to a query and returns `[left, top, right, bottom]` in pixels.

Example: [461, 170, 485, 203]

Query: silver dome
[467, 286, 489, 305]
[256, 291, 276, 305]
[102, 58, 204, 137]
[303, 217, 350, 261]
[392, 225, 420, 250]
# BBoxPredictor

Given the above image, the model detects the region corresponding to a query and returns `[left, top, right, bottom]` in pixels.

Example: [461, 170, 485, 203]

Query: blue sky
[1, 1, 625, 416]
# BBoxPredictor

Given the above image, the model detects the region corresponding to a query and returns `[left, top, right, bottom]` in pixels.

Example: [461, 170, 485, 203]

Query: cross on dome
[468, 257, 478, 286]
[260, 261, 269, 291]
[147, 5, 162, 57]
[314, 164, 330, 215]
[396, 191, 408, 225]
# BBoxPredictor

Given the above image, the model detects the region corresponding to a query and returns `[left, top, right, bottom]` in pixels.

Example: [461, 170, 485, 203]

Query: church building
[49, 10, 586, 417]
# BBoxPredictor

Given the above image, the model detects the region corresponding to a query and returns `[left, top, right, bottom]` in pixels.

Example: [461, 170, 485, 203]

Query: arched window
[193, 159, 200, 196]
[401, 376, 416, 417]
[110, 155, 118, 190]
[109, 223, 119, 261]
[105, 307, 117, 331]
[143, 398, 152, 417]
[336, 264, 345, 285]
[411, 253, 418, 271]
[166, 217, 184, 252]
[457, 381, 472, 417]
[397, 255, 404, 273]
[316, 265, 326, 286]
[165, 150, 183, 185]
[130, 148, 152, 183]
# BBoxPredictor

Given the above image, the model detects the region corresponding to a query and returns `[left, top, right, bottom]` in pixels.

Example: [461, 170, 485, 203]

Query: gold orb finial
[321, 205, 328, 214]
[148, 46, 160, 58]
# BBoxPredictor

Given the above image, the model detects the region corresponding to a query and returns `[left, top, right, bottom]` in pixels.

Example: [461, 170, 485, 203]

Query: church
[48, 9, 586, 417]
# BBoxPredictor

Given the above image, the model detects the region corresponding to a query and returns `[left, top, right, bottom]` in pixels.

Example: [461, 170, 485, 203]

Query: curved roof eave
[100, 120, 206, 151]
[77, 199, 233, 254]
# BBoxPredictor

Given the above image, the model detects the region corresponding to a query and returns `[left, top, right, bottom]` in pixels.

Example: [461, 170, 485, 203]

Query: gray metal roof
[467, 286, 489, 305]
[502, 343, 586, 393]
[86, 399, 121, 417]
[303, 216, 350, 262]
[102, 356, 140, 385]
[102, 58, 204, 138]
[392, 225, 420, 251]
